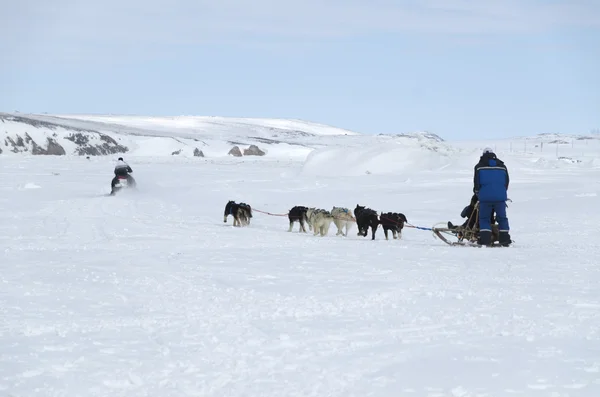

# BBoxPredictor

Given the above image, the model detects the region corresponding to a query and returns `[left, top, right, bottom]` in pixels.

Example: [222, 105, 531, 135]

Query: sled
[431, 201, 503, 247]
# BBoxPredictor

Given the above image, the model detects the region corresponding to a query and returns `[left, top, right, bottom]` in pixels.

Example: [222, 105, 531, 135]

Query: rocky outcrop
[32, 138, 66, 155]
[5, 134, 32, 153]
[193, 148, 204, 157]
[64, 132, 128, 156]
[228, 146, 243, 157]
[243, 144, 265, 156]
[1, 114, 129, 156]
[171, 149, 182, 155]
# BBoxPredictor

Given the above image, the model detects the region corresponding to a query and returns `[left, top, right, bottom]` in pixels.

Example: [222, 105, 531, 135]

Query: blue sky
[2, 0, 599, 140]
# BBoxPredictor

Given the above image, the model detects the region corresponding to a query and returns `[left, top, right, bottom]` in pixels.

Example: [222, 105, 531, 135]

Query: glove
[460, 205, 470, 218]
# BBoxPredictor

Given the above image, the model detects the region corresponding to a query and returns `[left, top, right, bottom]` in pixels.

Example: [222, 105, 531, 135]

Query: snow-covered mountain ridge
[1, 112, 450, 159]
[2, 112, 599, 173]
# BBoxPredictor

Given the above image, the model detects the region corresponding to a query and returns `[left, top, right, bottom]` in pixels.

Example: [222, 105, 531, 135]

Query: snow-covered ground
[2, 123, 600, 396]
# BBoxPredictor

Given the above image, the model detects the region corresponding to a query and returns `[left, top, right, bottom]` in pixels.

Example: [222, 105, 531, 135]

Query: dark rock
[171, 149, 182, 155]
[5, 136, 25, 152]
[228, 146, 243, 157]
[65, 132, 129, 156]
[32, 138, 66, 155]
[65, 132, 90, 146]
[243, 144, 266, 156]
[193, 148, 204, 157]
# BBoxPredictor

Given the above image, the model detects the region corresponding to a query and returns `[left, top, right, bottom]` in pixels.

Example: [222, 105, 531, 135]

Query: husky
[223, 200, 252, 227]
[288, 206, 309, 232]
[305, 207, 317, 231]
[354, 204, 379, 240]
[379, 212, 408, 240]
[331, 206, 354, 236]
[308, 208, 334, 236]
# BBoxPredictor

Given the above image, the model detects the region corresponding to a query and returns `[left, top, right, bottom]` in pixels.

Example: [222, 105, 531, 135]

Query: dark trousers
[479, 201, 510, 245]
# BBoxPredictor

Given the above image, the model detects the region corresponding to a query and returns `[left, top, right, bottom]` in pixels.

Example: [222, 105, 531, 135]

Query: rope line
[251, 207, 437, 230]
[252, 208, 288, 217]
[248, 198, 513, 236]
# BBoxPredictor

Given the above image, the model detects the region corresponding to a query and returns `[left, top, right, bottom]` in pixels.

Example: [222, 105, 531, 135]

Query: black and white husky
[306, 208, 334, 236]
[331, 206, 354, 236]
[223, 200, 252, 227]
[379, 212, 408, 240]
[287, 206, 309, 232]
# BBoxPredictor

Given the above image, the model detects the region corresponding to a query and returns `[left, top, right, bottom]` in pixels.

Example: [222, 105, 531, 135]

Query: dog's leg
[288, 220, 294, 232]
[324, 221, 331, 236]
[393, 230, 398, 239]
[384, 227, 389, 240]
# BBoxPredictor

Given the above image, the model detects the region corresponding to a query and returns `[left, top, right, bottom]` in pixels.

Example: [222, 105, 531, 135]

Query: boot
[478, 230, 492, 246]
[499, 231, 512, 246]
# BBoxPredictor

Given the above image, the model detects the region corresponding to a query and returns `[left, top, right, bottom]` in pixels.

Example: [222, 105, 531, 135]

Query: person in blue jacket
[473, 148, 511, 246]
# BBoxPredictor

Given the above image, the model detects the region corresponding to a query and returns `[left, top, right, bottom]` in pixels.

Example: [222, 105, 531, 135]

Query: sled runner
[432, 201, 503, 247]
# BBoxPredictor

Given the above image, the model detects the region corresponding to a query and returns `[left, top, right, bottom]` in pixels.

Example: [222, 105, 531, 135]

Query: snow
[2, 125, 600, 396]
[1, 113, 362, 159]
[302, 139, 457, 177]
[55, 114, 362, 137]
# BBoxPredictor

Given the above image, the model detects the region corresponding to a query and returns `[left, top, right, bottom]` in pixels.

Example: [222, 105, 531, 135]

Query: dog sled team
[224, 147, 512, 247]
[286, 205, 408, 240]
[223, 201, 408, 241]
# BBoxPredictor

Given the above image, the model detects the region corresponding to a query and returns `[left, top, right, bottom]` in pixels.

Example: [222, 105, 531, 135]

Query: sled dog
[354, 204, 379, 240]
[331, 206, 354, 236]
[379, 212, 408, 240]
[224, 200, 252, 227]
[308, 208, 334, 236]
[288, 206, 309, 232]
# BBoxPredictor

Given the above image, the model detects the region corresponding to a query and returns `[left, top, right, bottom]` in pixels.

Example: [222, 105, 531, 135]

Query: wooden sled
[432, 202, 502, 247]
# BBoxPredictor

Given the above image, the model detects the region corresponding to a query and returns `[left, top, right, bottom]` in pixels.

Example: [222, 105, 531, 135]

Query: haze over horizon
[2, 0, 599, 140]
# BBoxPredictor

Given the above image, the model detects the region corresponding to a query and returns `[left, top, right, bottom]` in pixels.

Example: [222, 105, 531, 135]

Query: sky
[1, 0, 599, 140]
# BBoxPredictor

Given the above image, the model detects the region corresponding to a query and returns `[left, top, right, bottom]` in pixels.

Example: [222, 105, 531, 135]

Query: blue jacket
[473, 153, 509, 202]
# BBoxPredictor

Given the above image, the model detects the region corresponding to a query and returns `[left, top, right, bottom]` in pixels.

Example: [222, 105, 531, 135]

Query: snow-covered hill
[1, 113, 364, 159]
[2, 112, 600, 174]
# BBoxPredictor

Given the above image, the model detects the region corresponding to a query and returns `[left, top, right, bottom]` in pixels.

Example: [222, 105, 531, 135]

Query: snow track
[2, 156, 600, 396]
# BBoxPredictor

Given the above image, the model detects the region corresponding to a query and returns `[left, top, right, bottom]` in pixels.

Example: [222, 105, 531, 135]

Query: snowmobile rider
[473, 148, 511, 246]
[110, 157, 134, 194]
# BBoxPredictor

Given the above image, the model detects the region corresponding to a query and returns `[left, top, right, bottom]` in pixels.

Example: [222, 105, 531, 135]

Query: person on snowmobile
[110, 157, 135, 195]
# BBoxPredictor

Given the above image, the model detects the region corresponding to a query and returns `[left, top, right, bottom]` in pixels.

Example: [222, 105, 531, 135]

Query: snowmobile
[431, 201, 503, 247]
[111, 174, 136, 195]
